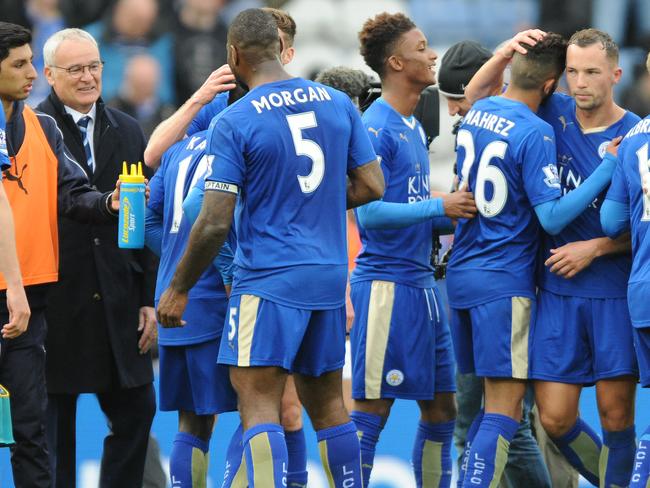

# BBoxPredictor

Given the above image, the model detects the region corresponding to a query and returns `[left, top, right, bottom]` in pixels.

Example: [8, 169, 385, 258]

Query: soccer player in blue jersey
[348, 13, 477, 488]
[447, 33, 624, 488]
[145, 131, 238, 487]
[144, 7, 297, 169]
[466, 28, 640, 487]
[157, 8, 384, 488]
[601, 55, 650, 483]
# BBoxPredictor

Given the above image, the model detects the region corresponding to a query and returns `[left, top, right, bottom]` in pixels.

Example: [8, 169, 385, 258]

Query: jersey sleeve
[147, 155, 166, 215]
[204, 115, 246, 188]
[187, 93, 229, 136]
[606, 142, 631, 204]
[520, 125, 562, 206]
[346, 98, 378, 171]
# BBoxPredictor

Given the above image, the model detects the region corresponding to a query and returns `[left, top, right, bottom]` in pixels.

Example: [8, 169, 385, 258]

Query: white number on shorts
[636, 142, 650, 221]
[287, 112, 325, 194]
[456, 129, 509, 218]
[227, 307, 238, 341]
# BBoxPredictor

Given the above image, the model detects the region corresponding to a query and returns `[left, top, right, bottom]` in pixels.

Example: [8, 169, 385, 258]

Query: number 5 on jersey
[287, 111, 325, 194]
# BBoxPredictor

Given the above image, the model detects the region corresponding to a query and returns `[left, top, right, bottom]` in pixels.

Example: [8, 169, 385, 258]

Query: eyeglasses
[50, 61, 104, 78]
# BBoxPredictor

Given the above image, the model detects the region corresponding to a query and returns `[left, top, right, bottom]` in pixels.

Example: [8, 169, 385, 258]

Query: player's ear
[44, 65, 55, 86]
[541, 77, 557, 97]
[282, 47, 295, 65]
[387, 54, 403, 73]
[612, 66, 623, 85]
[229, 44, 240, 67]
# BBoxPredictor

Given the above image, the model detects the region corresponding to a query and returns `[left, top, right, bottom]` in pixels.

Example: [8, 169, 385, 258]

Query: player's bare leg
[294, 369, 363, 488]
[534, 381, 600, 485]
[595, 376, 637, 486]
[281, 376, 308, 487]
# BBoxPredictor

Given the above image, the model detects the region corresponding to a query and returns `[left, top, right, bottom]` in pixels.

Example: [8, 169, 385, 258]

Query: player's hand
[190, 65, 237, 106]
[156, 287, 188, 328]
[442, 186, 477, 219]
[545, 240, 598, 279]
[605, 136, 623, 158]
[2, 284, 30, 339]
[110, 179, 151, 212]
[137, 306, 157, 354]
[499, 29, 546, 59]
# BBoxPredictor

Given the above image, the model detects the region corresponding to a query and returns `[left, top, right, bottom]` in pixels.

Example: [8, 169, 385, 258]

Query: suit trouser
[0, 308, 52, 488]
[47, 382, 156, 488]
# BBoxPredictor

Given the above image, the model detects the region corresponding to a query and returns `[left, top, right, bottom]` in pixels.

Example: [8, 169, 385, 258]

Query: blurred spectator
[592, 0, 650, 47]
[621, 61, 650, 118]
[172, 0, 229, 104]
[220, 0, 264, 25]
[538, 0, 592, 39]
[25, 0, 65, 106]
[85, 0, 175, 104]
[109, 54, 175, 138]
[59, 0, 112, 27]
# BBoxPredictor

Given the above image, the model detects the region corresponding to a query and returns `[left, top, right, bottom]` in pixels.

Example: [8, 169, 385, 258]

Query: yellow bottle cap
[119, 161, 145, 183]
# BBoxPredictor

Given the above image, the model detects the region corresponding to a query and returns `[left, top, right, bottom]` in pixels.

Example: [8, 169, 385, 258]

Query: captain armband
[205, 180, 239, 195]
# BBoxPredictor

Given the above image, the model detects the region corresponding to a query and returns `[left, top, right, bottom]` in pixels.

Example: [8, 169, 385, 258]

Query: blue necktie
[77, 116, 94, 172]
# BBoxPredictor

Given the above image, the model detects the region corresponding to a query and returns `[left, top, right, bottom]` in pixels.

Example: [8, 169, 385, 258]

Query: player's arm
[534, 139, 622, 235]
[600, 200, 631, 238]
[464, 29, 546, 104]
[545, 235, 631, 279]
[346, 160, 385, 209]
[144, 208, 163, 256]
[356, 187, 476, 230]
[144, 65, 236, 169]
[157, 189, 235, 327]
[0, 183, 30, 339]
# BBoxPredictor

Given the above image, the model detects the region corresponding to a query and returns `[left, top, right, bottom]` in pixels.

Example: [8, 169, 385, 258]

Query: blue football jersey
[148, 131, 228, 345]
[351, 98, 436, 288]
[187, 92, 228, 136]
[605, 116, 650, 327]
[447, 96, 561, 308]
[0, 103, 10, 177]
[537, 92, 639, 298]
[205, 77, 377, 309]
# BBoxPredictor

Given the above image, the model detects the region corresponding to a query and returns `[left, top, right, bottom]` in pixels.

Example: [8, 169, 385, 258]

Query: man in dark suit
[36, 27, 157, 488]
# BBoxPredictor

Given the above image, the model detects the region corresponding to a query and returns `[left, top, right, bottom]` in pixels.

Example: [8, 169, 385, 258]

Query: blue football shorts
[217, 294, 346, 377]
[633, 326, 650, 388]
[530, 289, 638, 384]
[159, 338, 237, 415]
[450, 296, 534, 379]
[350, 280, 456, 400]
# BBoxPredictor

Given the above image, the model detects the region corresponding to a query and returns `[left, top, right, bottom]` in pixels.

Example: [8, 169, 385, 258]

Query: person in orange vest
[0, 22, 120, 487]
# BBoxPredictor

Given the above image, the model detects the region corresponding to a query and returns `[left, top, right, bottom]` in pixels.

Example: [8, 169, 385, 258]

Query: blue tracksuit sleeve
[600, 198, 630, 238]
[356, 197, 445, 230]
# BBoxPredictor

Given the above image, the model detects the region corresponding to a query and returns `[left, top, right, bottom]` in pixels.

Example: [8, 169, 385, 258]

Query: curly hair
[261, 7, 296, 46]
[510, 32, 568, 90]
[358, 12, 416, 77]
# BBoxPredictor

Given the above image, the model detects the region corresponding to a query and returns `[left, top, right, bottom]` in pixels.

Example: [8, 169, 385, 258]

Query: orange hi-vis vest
[0, 105, 59, 290]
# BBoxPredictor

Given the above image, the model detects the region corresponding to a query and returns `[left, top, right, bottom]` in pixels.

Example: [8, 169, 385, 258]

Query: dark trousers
[0, 308, 52, 488]
[47, 383, 155, 488]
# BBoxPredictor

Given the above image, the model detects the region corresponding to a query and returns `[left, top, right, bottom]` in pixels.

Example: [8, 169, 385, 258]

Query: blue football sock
[600, 425, 636, 487]
[317, 421, 363, 488]
[631, 425, 650, 488]
[461, 413, 519, 488]
[222, 423, 247, 488]
[550, 417, 601, 485]
[169, 432, 209, 487]
[458, 409, 484, 488]
[350, 410, 384, 486]
[412, 419, 454, 488]
[285, 428, 308, 488]
[243, 423, 288, 488]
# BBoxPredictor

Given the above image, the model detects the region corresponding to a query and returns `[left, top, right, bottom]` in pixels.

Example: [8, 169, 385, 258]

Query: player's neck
[1, 99, 13, 121]
[380, 80, 422, 117]
[575, 100, 625, 130]
[245, 61, 292, 90]
[501, 85, 541, 113]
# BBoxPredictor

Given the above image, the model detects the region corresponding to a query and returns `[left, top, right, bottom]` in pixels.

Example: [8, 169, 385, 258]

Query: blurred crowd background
[1, 0, 648, 188]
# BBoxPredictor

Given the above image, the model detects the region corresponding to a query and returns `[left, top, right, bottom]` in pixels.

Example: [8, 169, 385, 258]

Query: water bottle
[118, 161, 145, 249]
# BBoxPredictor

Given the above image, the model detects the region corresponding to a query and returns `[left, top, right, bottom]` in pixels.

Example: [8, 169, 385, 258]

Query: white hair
[43, 28, 99, 67]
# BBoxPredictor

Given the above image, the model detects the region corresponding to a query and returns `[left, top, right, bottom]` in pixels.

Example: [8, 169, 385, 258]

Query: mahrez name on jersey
[463, 108, 516, 137]
[251, 86, 332, 114]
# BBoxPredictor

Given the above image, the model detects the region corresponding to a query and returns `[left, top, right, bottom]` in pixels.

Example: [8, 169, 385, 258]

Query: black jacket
[36, 91, 156, 393]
